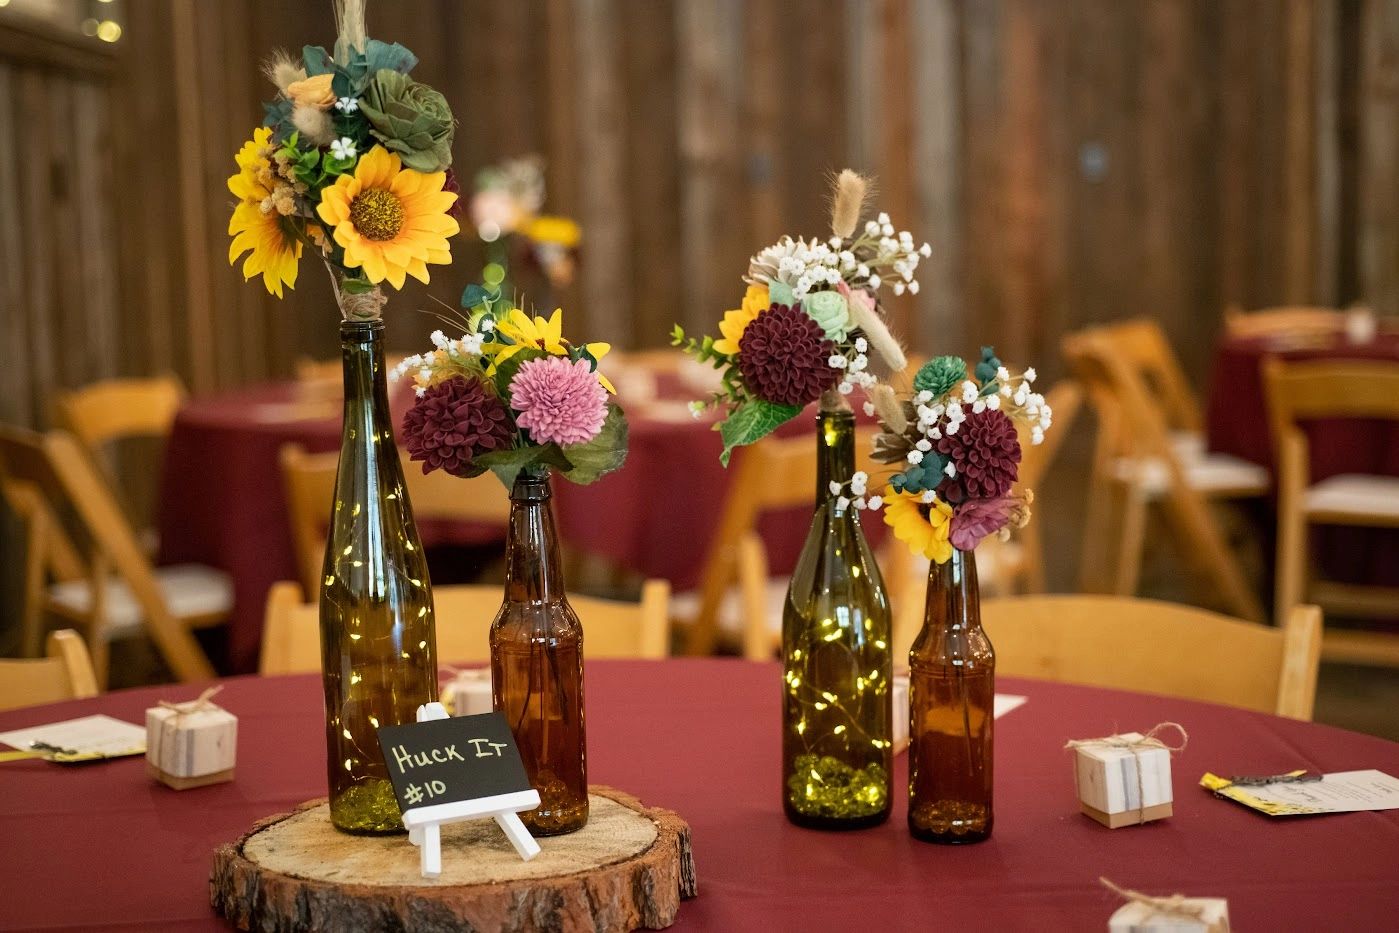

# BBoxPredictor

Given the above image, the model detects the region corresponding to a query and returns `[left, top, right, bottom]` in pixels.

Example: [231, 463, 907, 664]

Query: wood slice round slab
[211, 786, 696, 932]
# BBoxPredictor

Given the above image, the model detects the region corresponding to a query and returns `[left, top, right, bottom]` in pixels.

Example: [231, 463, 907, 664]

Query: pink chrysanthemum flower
[510, 356, 608, 446]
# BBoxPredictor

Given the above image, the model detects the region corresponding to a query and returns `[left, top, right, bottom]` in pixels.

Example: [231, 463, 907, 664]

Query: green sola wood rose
[359, 68, 455, 173]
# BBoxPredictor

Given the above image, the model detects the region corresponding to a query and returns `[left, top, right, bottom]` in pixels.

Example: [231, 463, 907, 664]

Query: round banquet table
[159, 379, 868, 674]
[3, 660, 1398, 931]
[1203, 329, 1399, 592]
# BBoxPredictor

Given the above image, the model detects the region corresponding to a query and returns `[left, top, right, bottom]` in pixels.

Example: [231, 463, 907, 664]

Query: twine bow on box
[1065, 722, 1189, 823]
[158, 684, 225, 718]
[1100, 877, 1227, 933]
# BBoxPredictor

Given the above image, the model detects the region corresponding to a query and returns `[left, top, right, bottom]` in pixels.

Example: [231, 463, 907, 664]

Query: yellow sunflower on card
[227, 127, 302, 298]
[316, 146, 460, 289]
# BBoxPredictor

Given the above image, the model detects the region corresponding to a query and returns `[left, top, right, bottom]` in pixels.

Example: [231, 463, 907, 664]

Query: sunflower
[316, 145, 460, 289]
[883, 489, 955, 564]
[713, 284, 770, 356]
[485, 308, 615, 393]
[227, 127, 301, 297]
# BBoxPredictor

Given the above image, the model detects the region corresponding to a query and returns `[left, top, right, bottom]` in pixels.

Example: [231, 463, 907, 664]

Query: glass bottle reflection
[490, 469, 588, 835]
[320, 319, 438, 834]
[907, 548, 994, 843]
[781, 408, 893, 829]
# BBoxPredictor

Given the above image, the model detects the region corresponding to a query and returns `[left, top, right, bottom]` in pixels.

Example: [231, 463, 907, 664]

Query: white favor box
[146, 705, 237, 789]
[443, 668, 493, 717]
[1072, 732, 1173, 827]
[1108, 897, 1230, 932]
[893, 674, 910, 754]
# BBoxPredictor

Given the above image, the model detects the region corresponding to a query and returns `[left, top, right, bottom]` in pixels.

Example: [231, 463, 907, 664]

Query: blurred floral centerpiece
[227, 8, 460, 318]
[394, 306, 625, 836]
[467, 155, 582, 310]
[673, 170, 924, 464]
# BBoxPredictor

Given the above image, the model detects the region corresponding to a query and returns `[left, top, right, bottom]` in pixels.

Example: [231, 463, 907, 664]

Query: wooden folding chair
[1064, 322, 1267, 622]
[0, 426, 227, 684]
[983, 595, 1322, 719]
[260, 579, 671, 675]
[1224, 305, 1345, 340]
[54, 376, 185, 549]
[279, 443, 511, 598]
[1263, 357, 1399, 666]
[0, 630, 100, 712]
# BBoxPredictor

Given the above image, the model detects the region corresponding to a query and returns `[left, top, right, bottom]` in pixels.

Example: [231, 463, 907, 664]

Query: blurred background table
[157, 372, 857, 673]
[2, 660, 1397, 931]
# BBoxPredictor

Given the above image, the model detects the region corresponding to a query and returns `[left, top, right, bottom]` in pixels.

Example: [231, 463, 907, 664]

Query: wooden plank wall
[1, 0, 1397, 425]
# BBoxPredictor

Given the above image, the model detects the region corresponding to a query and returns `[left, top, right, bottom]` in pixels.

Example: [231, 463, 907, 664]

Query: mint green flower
[802, 290, 851, 342]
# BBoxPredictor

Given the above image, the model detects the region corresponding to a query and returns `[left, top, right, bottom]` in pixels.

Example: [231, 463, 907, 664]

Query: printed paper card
[1201, 769, 1399, 816]
[0, 715, 146, 762]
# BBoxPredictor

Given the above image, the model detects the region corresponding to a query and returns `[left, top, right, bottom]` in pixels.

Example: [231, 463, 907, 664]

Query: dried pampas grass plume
[848, 296, 907, 373]
[829, 169, 871, 239]
[292, 105, 335, 146]
[868, 383, 907, 434]
[263, 49, 305, 93]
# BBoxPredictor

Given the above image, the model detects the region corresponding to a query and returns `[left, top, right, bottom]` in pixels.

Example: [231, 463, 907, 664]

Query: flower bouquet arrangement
[393, 307, 626, 489]
[393, 299, 622, 837]
[466, 155, 582, 312]
[672, 170, 926, 463]
[869, 348, 1053, 561]
[227, 4, 460, 318]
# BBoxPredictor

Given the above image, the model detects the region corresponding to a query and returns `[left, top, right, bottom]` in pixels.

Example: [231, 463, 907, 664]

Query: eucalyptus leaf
[474, 444, 570, 490]
[461, 283, 491, 310]
[302, 45, 333, 76]
[559, 404, 628, 485]
[719, 399, 802, 466]
[362, 39, 418, 76]
[491, 349, 542, 401]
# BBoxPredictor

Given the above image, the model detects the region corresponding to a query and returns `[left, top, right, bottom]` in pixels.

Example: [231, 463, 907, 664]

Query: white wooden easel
[404, 703, 541, 878]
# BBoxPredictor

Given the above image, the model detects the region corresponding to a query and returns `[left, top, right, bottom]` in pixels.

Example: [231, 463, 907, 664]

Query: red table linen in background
[159, 379, 883, 674]
[1204, 331, 1399, 590]
[158, 383, 502, 674]
[2, 660, 1398, 931]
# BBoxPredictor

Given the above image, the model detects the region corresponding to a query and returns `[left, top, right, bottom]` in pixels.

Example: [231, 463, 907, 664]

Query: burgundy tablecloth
[1204, 331, 1399, 591]
[159, 380, 879, 674]
[157, 383, 502, 674]
[3, 660, 1397, 931]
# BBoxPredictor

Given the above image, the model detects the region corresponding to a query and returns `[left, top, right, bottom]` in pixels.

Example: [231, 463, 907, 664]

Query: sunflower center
[349, 188, 405, 241]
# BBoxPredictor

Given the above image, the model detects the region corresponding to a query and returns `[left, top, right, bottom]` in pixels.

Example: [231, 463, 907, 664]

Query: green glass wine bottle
[320, 319, 438, 834]
[781, 406, 893, 829]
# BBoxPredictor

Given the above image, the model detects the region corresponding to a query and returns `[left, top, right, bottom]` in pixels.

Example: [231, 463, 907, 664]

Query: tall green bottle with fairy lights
[319, 318, 438, 834]
[781, 406, 893, 829]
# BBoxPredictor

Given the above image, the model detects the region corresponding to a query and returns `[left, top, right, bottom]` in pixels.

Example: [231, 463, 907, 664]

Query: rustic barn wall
[0, 0, 1395, 409]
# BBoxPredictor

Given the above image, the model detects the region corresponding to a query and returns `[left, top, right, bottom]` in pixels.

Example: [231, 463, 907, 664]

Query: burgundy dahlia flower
[736, 303, 837, 406]
[401, 376, 514, 477]
[935, 408, 1021, 502]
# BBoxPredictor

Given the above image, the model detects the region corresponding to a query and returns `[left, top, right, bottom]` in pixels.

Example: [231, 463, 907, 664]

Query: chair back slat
[982, 595, 1321, 719]
[0, 630, 100, 712]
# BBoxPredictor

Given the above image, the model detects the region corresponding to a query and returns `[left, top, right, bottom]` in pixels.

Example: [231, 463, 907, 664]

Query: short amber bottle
[490, 469, 588, 835]
[907, 548, 994, 844]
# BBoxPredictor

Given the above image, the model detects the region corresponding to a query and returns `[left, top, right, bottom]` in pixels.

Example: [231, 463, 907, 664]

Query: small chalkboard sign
[377, 710, 531, 812]
[376, 705, 541, 877]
